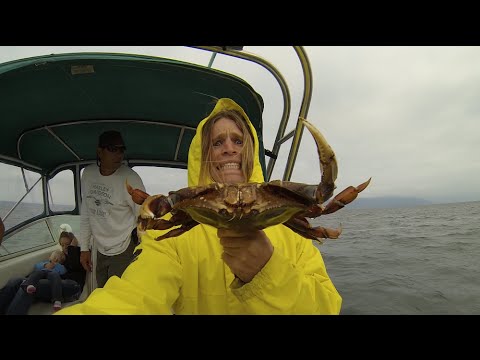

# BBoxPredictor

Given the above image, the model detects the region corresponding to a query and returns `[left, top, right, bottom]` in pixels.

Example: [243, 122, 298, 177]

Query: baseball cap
[98, 130, 126, 150]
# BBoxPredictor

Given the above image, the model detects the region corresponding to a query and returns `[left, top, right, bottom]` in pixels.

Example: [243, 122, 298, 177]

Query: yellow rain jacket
[57, 98, 342, 315]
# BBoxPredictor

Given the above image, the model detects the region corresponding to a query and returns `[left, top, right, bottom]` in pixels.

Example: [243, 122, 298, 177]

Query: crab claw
[323, 177, 372, 214]
[301, 118, 338, 203]
[285, 216, 342, 243]
[125, 180, 163, 225]
[137, 194, 169, 219]
[126, 180, 150, 205]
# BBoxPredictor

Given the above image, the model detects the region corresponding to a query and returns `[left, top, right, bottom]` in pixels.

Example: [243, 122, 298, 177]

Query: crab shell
[148, 181, 320, 231]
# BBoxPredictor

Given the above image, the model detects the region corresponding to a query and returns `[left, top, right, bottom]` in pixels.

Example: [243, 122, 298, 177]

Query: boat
[0, 46, 314, 314]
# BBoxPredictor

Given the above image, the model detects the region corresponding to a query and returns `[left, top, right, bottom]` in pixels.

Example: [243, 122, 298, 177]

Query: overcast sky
[1, 46, 479, 206]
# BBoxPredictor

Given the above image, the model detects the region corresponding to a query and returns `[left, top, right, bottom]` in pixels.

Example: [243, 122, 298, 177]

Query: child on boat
[21, 249, 67, 311]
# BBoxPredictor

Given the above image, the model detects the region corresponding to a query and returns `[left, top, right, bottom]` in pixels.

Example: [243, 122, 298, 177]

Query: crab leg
[322, 178, 371, 215]
[301, 118, 338, 204]
[136, 212, 200, 241]
[155, 219, 200, 241]
[139, 211, 191, 232]
[284, 216, 342, 243]
[126, 180, 177, 219]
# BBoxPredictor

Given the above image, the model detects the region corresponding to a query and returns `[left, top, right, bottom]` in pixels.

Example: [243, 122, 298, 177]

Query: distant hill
[346, 196, 433, 209]
[1, 197, 436, 214]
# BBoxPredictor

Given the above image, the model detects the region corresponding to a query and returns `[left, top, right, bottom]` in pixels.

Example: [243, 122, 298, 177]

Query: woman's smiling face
[210, 117, 245, 184]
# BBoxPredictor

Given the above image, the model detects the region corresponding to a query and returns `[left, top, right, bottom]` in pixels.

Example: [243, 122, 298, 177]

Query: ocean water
[2, 200, 479, 315]
[0, 201, 77, 255]
[0, 201, 74, 231]
[313, 201, 480, 315]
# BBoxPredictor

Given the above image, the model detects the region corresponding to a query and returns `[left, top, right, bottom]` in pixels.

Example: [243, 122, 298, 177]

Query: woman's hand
[218, 228, 273, 283]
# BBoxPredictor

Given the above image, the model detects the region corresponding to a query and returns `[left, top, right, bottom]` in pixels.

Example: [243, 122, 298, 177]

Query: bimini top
[0, 52, 265, 175]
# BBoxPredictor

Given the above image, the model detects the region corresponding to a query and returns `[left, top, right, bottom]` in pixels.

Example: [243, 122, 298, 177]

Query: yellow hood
[187, 98, 264, 187]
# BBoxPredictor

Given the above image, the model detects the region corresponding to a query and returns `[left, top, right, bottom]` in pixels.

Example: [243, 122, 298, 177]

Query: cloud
[0, 46, 479, 205]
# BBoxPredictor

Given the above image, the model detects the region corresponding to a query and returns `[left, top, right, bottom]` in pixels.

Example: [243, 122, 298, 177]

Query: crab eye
[219, 209, 229, 216]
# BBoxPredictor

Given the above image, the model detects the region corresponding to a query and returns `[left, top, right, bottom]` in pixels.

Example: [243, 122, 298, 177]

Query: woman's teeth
[219, 163, 240, 170]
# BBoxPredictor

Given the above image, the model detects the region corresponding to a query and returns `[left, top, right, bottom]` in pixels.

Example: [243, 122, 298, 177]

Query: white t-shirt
[79, 164, 146, 256]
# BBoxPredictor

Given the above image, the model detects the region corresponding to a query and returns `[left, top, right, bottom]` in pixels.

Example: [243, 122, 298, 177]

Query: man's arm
[78, 170, 93, 272]
[78, 171, 92, 252]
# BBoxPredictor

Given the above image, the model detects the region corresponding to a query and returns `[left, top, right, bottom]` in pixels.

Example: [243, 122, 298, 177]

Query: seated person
[0, 227, 86, 315]
[21, 249, 67, 311]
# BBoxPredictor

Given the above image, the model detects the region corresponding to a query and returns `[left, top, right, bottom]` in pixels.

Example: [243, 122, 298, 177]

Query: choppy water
[0, 201, 78, 255]
[2, 200, 479, 315]
[313, 201, 480, 315]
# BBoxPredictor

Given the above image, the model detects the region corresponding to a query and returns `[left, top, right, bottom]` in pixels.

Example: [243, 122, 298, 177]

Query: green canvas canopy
[0, 52, 265, 176]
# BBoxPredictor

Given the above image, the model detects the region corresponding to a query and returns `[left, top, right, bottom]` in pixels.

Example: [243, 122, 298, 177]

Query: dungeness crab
[127, 118, 371, 243]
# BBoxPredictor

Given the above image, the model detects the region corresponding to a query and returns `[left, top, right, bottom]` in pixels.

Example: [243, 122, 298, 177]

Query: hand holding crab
[219, 228, 273, 284]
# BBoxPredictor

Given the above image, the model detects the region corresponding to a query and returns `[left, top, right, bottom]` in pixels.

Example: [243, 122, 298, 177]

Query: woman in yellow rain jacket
[57, 98, 342, 315]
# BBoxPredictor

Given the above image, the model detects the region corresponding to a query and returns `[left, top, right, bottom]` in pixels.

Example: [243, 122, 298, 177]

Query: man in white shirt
[79, 130, 146, 288]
